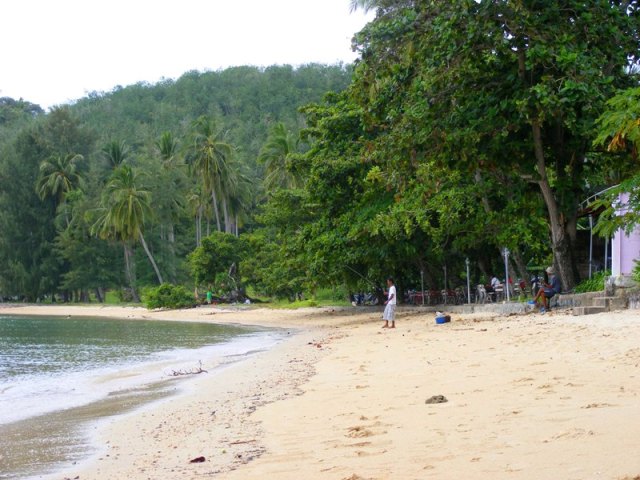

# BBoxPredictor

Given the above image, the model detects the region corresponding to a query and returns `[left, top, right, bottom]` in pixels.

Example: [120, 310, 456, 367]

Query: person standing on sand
[382, 277, 396, 328]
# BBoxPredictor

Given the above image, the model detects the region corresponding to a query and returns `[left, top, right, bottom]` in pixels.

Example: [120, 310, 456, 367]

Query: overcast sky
[1, 0, 373, 109]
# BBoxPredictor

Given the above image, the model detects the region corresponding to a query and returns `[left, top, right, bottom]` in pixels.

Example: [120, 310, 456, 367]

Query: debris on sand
[425, 395, 448, 404]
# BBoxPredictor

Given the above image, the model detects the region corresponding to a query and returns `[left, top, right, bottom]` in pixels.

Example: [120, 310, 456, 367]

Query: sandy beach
[2, 303, 640, 480]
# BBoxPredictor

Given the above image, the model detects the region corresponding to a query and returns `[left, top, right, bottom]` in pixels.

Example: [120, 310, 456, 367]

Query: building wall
[612, 229, 640, 276]
[612, 193, 640, 276]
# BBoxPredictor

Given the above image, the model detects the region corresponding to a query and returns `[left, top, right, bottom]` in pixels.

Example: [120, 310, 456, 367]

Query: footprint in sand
[513, 377, 535, 384]
[346, 426, 374, 438]
[545, 428, 595, 442]
[346, 421, 388, 438]
[582, 403, 614, 409]
[349, 441, 372, 447]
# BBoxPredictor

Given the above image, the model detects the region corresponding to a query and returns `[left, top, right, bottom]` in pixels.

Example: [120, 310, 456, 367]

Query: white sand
[3, 304, 640, 480]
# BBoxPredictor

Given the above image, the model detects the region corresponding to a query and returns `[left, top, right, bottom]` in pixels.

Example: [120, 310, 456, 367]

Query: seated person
[486, 274, 501, 301]
[533, 266, 561, 312]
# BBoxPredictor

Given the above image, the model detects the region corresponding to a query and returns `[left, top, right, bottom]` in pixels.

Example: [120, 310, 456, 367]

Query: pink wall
[611, 229, 640, 276]
[611, 193, 640, 276]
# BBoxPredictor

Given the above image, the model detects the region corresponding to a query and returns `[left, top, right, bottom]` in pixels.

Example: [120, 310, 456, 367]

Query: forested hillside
[2, 1, 640, 306]
[0, 64, 352, 302]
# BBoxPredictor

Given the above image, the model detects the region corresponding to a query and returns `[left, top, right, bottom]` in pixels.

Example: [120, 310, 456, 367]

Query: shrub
[633, 261, 640, 284]
[573, 270, 610, 293]
[145, 283, 196, 309]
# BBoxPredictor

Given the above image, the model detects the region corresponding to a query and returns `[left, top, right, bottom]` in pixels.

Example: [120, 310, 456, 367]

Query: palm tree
[91, 165, 163, 301]
[37, 153, 84, 204]
[102, 140, 130, 169]
[258, 122, 302, 192]
[156, 131, 179, 168]
[187, 116, 233, 232]
[154, 131, 185, 283]
[227, 163, 254, 236]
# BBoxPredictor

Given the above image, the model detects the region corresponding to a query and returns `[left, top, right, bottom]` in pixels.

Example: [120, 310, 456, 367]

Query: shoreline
[1, 304, 343, 480]
[0, 303, 358, 329]
[44, 327, 327, 480]
[3, 304, 640, 479]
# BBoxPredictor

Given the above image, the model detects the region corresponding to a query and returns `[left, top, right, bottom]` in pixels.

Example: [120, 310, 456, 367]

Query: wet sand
[2, 304, 640, 480]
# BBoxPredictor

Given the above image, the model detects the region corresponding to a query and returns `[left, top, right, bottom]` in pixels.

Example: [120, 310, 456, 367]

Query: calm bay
[0, 314, 282, 479]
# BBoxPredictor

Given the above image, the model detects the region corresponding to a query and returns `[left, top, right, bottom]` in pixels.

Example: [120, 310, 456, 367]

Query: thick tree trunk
[139, 233, 164, 284]
[532, 120, 575, 291]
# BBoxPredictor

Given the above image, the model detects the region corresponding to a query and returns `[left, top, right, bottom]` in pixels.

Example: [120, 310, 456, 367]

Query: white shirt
[388, 285, 397, 305]
[491, 277, 500, 289]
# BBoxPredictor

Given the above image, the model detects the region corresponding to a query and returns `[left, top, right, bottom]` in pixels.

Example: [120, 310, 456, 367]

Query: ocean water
[0, 314, 284, 479]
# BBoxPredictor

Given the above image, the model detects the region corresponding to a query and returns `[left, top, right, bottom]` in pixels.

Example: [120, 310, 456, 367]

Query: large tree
[0, 107, 94, 300]
[92, 165, 163, 301]
[186, 116, 234, 233]
[348, 0, 640, 290]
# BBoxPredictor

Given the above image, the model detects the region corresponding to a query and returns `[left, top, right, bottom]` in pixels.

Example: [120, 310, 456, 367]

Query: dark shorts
[544, 289, 556, 298]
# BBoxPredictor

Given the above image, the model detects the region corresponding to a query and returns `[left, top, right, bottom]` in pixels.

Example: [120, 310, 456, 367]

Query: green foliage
[591, 87, 640, 237]
[4, 21, 640, 305]
[0, 107, 95, 300]
[346, 0, 639, 290]
[0, 65, 351, 301]
[633, 262, 640, 285]
[189, 232, 246, 288]
[258, 122, 301, 192]
[92, 165, 153, 242]
[0, 97, 44, 142]
[144, 283, 196, 309]
[595, 87, 640, 157]
[266, 287, 351, 309]
[573, 271, 609, 294]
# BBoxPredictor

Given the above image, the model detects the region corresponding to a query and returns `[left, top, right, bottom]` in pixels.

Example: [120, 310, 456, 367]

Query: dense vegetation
[0, 65, 352, 302]
[1, 1, 640, 305]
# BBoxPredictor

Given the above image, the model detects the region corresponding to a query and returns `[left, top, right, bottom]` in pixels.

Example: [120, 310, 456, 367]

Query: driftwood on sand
[167, 361, 208, 377]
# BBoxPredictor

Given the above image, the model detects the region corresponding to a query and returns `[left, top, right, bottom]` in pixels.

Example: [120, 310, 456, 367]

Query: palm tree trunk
[222, 197, 232, 233]
[123, 243, 140, 302]
[139, 233, 164, 284]
[196, 206, 202, 246]
[168, 224, 177, 284]
[211, 188, 221, 232]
